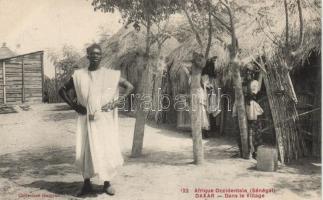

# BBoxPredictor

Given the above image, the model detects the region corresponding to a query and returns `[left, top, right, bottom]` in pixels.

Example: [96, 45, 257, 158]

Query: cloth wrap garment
[72, 67, 123, 181]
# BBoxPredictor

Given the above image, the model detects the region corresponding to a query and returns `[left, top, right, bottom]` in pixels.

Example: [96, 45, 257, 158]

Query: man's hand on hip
[74, 105, 87, 115]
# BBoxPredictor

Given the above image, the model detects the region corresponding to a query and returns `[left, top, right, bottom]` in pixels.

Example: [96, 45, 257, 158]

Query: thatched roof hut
[164, 0, 321, 162]
[232, 0, 321, 162]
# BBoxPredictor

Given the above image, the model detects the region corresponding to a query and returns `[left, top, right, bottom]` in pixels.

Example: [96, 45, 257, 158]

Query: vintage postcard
[0, 0, 321, 199]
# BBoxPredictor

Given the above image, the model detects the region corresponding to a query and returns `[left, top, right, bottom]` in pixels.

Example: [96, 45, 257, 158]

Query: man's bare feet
[103, 181, 115, 196]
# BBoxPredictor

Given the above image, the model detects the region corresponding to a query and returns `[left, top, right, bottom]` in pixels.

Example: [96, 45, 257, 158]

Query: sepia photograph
[0, 0, 321, 199]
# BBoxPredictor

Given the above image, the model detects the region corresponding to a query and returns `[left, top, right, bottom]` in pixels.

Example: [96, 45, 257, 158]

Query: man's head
[210, 56, 217, 62]
[192, 51, 206, 69]
[87, 43, 102, 69]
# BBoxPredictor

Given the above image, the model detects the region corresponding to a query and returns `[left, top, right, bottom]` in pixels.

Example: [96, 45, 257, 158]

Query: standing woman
[201, 56, 220, 137]
[245, 72, 264, 159]
[59, 44, 134, 196]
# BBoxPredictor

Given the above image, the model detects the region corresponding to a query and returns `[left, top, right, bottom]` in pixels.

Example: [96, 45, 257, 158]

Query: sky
[0, 0, 122, 77]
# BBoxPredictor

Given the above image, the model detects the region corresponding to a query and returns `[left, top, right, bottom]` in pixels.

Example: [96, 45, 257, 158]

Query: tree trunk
[232, 60, 249, 158]
[204, 5, 212, 58]
[221, 0, 249, 159]
[284, 0, 289, 49]
[190, 64, 204, 164]
[131, 17, 152, 157]
[152, 47, 164, 122]
[296, 0, 303, 48]
[131, 60, 152, 157]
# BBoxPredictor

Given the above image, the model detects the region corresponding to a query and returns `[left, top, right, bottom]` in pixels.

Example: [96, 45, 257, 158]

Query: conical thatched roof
[79, 24, 180, 69]
[0, 43, 16, 59]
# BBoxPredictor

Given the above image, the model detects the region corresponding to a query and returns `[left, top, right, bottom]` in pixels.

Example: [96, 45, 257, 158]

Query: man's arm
[118, 77, 134, 99]
[58, 78, 87, 115]
[58, 78, 75, 108]
[102, 77, 134, 111]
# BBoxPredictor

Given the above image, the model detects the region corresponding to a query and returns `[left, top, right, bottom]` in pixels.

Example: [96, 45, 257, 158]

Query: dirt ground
[0, 103, 321, 200]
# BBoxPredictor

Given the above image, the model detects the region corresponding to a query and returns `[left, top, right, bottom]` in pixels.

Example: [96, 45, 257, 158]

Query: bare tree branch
[211, 11, 231, 32]
[204, 2, 213, 58]
[144, 16, 151, 57]
[256, 18, 281, 47]
[296, 0, 304, 48]
[140, 19, 147, 28]
[183, 5, 203, 48]
[220, 0, 237, 57]
[284, 0, 289, 50]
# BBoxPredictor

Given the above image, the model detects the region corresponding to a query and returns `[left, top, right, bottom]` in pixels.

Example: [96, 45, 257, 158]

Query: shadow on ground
[0, 146, 110, 198]
[23, 180, 104, 198]
[0, 105, 18, 114]
[49, 104, 73, 111]
[43, 112, 77, 122]
[274, 176, 321, 198]
[0, 146, 77, 180]
[145, 120, 191, 139]
[124, 150, 194, 166]
[204, 138, 240, 161]
[123, 138, 240, 166]
[273, 158, 321, 197]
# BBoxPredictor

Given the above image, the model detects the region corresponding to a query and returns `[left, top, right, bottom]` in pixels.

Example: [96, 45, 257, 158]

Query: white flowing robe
[72, 67, 123, 181]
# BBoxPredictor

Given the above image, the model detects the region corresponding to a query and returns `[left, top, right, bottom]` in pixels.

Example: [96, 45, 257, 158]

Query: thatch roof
[167, 0, 320, 79]
[79, 24, 180, 70]
[0, 43, 16, 59]
[167, 35, 230, 85]
[230, 0, 321, 65]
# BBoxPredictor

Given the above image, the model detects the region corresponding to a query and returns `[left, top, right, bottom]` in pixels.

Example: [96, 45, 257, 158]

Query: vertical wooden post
[2, 61, 6, 104]
[22, 57, 25, 103]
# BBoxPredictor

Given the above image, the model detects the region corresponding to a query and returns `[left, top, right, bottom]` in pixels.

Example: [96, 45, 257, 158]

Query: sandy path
[0, 104, 321, 200]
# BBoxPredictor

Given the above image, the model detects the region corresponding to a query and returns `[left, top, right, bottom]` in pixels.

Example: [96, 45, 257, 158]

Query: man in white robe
[59, 44, 134, 196]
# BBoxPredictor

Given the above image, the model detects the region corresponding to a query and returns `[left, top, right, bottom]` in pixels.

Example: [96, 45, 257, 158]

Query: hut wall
[292, 53, 321, 157]
[0, 51, 44, 105]
[263, 65, 306, 164]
